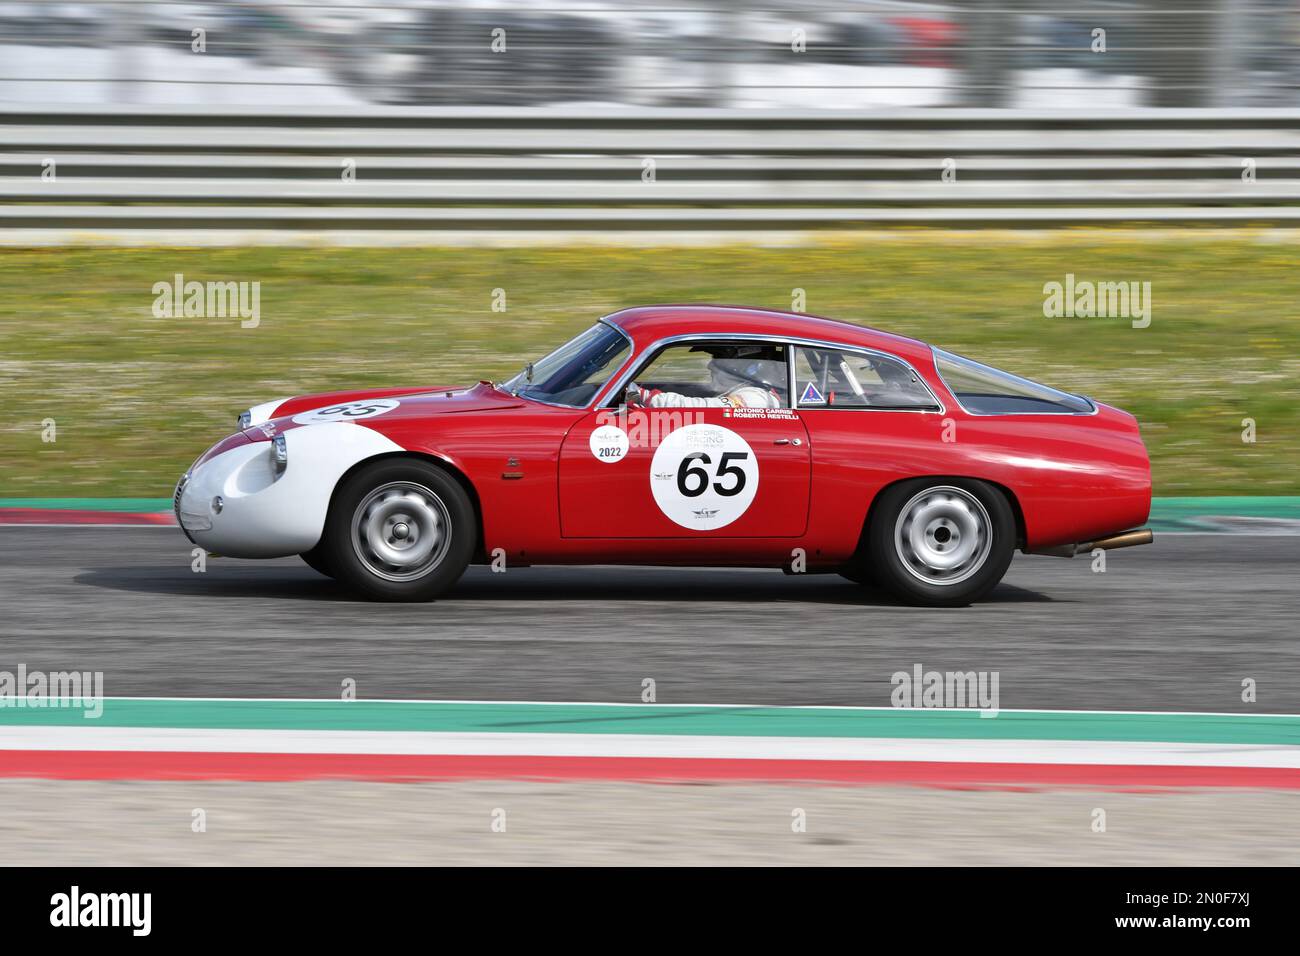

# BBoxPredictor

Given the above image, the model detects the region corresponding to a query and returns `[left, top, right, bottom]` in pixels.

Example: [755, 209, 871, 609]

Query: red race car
[174, 306, 1152, 606]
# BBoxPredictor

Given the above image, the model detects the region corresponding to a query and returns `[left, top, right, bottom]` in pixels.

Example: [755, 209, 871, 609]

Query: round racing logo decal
[650, 424, 758, 530]
[292, 399, 401, 425]
[589, 424, 630, 464]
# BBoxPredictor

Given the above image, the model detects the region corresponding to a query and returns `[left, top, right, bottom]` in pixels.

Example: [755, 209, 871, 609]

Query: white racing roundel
[589, 424, 630, 464]
[292, 399, 401, 426]
[650, 423, 759, 531]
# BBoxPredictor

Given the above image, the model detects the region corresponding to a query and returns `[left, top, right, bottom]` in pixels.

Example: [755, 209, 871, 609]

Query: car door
[789, 343, 948, 551]
[557, 340, 811, 538]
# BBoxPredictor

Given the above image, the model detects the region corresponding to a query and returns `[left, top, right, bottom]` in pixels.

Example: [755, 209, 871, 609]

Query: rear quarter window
[933, 349, 1094, 415]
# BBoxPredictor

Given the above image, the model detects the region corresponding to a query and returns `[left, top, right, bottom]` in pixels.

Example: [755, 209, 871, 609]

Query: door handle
[773, 438, 803, 446]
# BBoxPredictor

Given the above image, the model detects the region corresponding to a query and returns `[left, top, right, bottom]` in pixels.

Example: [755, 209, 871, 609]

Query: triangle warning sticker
[799, 381, 826, 405]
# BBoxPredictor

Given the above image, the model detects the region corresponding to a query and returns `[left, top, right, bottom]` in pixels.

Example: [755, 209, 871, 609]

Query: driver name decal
[650, 423, 759, 530]
[292, 399, 401, 425]
[722, 406, 799, 420]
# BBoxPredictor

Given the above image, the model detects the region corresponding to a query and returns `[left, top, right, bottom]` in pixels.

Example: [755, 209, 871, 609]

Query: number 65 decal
[677, 451, 749, 498]
[293, 399, 401, 425]
[651, 424, 759, 530]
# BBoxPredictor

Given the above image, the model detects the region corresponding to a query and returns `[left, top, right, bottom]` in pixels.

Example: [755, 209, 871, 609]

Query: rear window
[933, 349, 1094, 415]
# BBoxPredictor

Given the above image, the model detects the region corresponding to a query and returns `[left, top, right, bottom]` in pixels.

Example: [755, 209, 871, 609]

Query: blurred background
[1, 0, 1297, 110]
[2, 2, 1298, 501]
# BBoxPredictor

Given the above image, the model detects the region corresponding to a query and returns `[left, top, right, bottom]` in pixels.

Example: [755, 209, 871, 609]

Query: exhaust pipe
[1030, 528, 1153, 558]
[1079, 529, 1153, 554]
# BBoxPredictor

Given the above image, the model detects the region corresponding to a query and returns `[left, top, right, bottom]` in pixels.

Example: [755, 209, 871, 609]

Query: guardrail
[4, 107, 1300, 236]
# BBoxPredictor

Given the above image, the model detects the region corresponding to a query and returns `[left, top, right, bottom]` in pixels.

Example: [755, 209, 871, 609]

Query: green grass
[1, 235, 1296, 497]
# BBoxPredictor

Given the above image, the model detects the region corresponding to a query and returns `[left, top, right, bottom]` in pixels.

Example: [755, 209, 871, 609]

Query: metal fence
[5, 106, 1300, 235]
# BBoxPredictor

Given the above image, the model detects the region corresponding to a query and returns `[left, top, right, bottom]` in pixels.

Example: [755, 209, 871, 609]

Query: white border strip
[53, 696, 1300, 719]
[3, 726, 1299, 769]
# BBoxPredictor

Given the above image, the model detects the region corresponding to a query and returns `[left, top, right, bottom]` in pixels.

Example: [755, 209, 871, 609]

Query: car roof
[602, 305, 933, 365]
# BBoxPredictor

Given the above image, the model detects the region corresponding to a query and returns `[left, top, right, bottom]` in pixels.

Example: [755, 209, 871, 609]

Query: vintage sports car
[174, 306, 1152, 606]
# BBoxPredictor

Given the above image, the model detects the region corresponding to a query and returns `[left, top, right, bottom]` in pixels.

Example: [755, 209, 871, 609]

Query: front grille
[174, 473, 197, 545]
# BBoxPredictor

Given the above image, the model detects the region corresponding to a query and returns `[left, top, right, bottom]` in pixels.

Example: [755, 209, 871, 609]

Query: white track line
[63, 695, 1300, 719]
[2, 726, 1299, 769]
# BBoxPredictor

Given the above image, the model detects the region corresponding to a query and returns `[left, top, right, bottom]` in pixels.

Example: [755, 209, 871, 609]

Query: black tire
[867, 478, 1015, 608]
[322, 458, 476, 602]
[299, 542, 334, 578]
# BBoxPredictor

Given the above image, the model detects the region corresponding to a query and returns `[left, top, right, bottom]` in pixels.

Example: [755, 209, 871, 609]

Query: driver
[628, 350, 785, 409]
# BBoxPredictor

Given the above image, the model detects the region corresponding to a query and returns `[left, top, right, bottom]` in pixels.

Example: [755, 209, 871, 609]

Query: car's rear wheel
[299, 542, 334, 578]
[322, 459, 476, 602]
[867, 479, 1014, 607]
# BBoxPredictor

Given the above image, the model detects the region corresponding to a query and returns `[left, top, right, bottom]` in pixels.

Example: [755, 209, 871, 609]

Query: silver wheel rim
[894, 486, 993, 586]
[350, 481, 452, 582]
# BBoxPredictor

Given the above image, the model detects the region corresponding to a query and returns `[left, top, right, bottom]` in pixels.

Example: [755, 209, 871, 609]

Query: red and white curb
[3, 700, 1300, 789]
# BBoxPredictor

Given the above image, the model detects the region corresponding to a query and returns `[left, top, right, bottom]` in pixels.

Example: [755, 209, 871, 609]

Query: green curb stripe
[0, 699, 1296, 745]
[0, 498, 172, 513]
[1148, 496, 1300, 532]
[1152, 496, 1300, 518]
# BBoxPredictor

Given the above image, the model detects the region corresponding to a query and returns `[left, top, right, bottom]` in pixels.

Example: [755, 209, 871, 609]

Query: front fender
[178, 422, 403, 558]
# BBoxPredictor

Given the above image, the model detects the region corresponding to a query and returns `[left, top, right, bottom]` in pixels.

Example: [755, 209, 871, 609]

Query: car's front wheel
[322, 459, 476, 601]
[867, 479, 1015, 607]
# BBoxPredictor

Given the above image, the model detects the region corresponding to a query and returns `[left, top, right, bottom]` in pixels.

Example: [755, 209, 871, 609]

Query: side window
[638, 345, 717, 395]
[793, 347, 938, 410]
[629, 342, 790, 405]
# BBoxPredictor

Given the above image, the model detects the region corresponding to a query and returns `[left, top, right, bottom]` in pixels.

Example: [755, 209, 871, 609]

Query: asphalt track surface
[2, 527, 1297, 713]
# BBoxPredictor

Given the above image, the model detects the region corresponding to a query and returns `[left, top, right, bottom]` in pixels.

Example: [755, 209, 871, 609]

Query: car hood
[360, 381, 526, 418]
[247, 381, 524, 439]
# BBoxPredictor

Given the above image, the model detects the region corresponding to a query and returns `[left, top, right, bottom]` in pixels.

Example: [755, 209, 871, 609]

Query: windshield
[503, 322, 631, 408]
